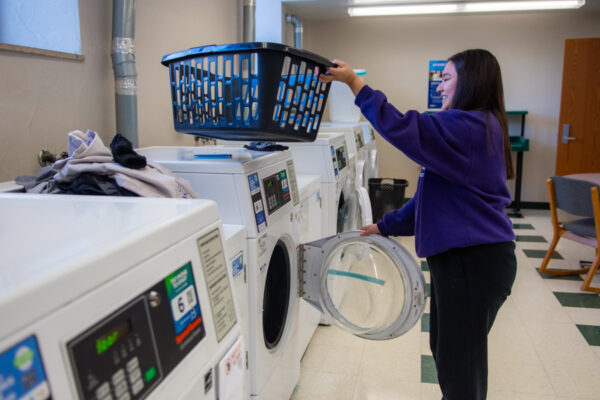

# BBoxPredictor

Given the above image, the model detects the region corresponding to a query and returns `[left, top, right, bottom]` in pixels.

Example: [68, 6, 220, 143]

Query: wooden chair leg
[539, 233, 560, 274]
[581, 255, 600, 294]
[538, 233, 590, 276]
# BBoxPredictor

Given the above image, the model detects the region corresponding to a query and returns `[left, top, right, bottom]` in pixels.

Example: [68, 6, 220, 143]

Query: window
[0, 0, 83, 60]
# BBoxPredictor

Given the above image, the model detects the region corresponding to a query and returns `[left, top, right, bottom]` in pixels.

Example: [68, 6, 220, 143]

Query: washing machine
[286, 132, 372, 237]
[0, 194, 245, 400]
[360, 122, 380, 185]
[293, 174, 323, 358]
[319, 122, 368, 190]
[135, 145, 303, 400]
[320, 122, 379, 189]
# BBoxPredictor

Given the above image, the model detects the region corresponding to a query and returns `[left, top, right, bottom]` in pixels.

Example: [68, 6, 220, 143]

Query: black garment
[244, 142, 289, 152]
[57, 172, 138, 196]
[110, 133, 147, 169]
[427, 241, 517, 400]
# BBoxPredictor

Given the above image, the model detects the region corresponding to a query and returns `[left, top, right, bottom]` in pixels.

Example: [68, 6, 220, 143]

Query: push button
[113, 379, 128, 397]
[126, 357, 139, 373]
[95, 382, 110, 398]
[111, 369, 125, 386]
[131, 379, 144, 396]
[128, 368, 141, 383]
[117, 393, 131, 400]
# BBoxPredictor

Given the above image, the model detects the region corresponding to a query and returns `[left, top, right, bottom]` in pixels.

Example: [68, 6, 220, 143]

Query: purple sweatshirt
[355, 85, 515, 258]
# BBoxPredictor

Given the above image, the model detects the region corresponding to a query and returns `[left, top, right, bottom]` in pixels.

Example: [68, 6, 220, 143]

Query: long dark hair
[447, 49, 514, 180]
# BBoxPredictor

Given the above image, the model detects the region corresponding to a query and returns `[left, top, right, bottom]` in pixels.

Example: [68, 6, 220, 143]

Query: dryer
[319, 122, 367, 190]
[293, 174, 323, 359]
[286, 132, 371, 237]
[0, 194, 245, 400]
[320, 122, 379, 189]
[136, 145, 303, 400]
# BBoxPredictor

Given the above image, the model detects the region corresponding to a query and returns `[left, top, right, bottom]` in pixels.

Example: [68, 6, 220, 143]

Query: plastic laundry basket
[161, 42, 335, 142]
[368, 178, 408, 222]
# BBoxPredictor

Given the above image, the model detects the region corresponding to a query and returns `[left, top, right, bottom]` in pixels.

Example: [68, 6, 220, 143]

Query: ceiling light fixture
[348, 0, 585, 17]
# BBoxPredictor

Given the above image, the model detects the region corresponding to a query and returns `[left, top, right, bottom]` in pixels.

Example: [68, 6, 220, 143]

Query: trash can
[368, 178, 408, 222]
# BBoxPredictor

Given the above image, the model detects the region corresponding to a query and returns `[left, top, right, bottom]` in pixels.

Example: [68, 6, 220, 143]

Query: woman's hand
[359, 223, 381, 237]
[318, 59, 365, 96]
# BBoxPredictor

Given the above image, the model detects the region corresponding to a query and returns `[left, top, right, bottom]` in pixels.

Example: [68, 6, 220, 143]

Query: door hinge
[243, 263, 247, 284]
[298, 244, 305, 297]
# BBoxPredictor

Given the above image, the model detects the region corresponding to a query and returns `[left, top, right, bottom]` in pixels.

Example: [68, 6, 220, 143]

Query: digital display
[95, 320, 131, 355]
[336, 146, 347, 170]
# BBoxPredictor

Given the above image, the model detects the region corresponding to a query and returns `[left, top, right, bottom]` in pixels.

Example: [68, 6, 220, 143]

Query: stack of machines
[1, 43, 424, 400]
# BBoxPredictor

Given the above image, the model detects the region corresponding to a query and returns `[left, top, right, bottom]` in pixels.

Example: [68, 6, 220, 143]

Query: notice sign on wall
[428, 60, 446, 109]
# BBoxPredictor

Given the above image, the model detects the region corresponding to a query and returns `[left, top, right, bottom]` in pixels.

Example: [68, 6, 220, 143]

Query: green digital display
[95, 320, 131, 355]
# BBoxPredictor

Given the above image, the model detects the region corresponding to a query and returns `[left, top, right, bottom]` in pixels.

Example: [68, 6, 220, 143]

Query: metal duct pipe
[112, 0, 138, 147]
[286, 14, 303, 49]
[243, 0, 256, 42]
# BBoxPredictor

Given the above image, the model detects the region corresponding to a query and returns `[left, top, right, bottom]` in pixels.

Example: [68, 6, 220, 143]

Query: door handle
[562, 124, 576, 144]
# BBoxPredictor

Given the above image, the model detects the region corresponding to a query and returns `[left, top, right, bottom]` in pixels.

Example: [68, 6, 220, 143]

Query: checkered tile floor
[292, 210, 600, 399]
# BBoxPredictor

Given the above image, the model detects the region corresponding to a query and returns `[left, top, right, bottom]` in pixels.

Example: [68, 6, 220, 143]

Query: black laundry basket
[161, 42, 335, 142]
[368, 178, 409, 222]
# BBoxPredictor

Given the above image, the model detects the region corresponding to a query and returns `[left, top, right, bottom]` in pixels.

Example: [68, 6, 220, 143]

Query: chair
[581, 186, 600, 293]
[539, 177, 600, 293]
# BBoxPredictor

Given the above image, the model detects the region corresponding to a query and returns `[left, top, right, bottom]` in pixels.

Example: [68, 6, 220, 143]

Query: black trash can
[368, 178, 409, 222]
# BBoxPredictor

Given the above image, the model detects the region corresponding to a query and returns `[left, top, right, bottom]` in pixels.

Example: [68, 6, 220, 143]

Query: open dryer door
[338, 187, 373, 232]
[300, 232, 426, 340]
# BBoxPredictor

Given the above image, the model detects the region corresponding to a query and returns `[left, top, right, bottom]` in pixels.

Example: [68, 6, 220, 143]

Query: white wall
[303, 10, 600, 202]
[136, 0, 240, 148]
[0, 0, 241, 182]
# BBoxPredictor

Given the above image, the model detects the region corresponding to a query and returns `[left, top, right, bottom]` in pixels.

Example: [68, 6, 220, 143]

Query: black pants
[427, 241, 517, 400]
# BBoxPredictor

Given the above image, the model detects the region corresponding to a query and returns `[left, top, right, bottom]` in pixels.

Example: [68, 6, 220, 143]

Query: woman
[320, 49, 517, 400]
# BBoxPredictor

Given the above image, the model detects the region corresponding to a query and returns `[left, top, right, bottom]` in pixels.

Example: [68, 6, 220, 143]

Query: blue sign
[428, 60, 446, 109]
[232, 253, 243, 278]
[0, 335, 51, 400]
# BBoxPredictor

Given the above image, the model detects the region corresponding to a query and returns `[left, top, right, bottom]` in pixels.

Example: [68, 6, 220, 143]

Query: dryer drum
[263, 240, 291, 349]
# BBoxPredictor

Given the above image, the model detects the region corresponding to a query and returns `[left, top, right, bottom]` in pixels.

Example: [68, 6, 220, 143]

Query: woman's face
[437, 61, 457, 110]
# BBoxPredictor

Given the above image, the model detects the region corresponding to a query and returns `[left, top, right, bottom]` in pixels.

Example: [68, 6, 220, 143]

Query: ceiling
[282, 0, 600, 21]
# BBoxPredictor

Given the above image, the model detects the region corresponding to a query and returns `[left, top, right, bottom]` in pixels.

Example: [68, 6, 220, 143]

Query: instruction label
[197, 229, 237, 342]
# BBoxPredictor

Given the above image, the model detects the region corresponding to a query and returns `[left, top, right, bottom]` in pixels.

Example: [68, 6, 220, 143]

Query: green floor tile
[421, 355, 438, 384]
[507, 212, 524, 218]
[421, 261, 429, 271]
[421, 313, 430, 332]
[536, 268, 583, 281]
[523, 249, 563, 259]
[513, 223, 534, 229]
[577, 325, 600, 346]
[554, 292, 600, 309]
[426, 283, 431, 297]
[515, 235, 547, 243]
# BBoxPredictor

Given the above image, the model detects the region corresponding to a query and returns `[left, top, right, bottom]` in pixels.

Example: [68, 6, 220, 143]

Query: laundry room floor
[292, 210, 600, 400]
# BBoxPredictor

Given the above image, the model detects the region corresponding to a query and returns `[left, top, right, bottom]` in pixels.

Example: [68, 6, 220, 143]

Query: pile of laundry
[16, 130, 198, 198]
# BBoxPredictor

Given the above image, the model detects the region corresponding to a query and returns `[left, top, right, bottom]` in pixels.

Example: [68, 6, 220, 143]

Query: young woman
[319, 49, 517, 400]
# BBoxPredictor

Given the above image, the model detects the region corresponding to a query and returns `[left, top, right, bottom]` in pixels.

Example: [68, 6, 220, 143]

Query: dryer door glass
[303, 232, 426, 340]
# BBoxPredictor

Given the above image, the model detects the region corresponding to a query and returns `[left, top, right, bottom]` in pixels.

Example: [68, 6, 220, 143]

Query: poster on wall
[428, 60, 446, 109]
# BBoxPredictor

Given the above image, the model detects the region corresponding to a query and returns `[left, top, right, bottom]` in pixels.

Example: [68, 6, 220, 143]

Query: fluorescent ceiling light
[348, 0, 585, 16]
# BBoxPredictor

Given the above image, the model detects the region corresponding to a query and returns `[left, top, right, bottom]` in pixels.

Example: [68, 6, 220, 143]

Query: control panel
[335, 145, 347, 171]
[263, 169, 291, 215]
[67, 262, 205, 400]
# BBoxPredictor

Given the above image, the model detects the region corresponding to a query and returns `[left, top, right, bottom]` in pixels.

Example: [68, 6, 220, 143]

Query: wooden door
[555, 38, 600, 176]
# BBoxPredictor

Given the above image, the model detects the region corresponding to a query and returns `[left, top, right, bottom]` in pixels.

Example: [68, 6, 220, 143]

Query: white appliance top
[137, 145, 293, 174]
[297, 174, 321, 200]
[0, 194, 219, 339]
